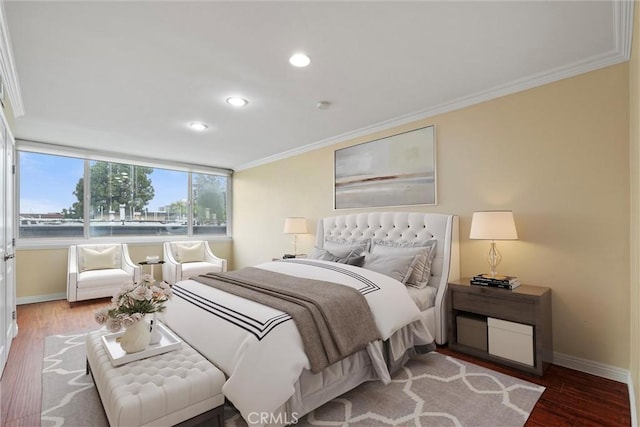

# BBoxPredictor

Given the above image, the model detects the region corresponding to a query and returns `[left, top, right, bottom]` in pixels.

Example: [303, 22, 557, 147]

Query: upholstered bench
[86, 329, 225, 427]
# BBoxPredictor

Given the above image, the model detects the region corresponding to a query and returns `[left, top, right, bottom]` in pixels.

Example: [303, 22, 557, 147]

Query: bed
[161, 212, 459, 426]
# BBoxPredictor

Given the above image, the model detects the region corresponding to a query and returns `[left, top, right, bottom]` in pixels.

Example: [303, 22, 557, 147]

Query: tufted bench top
[86, 328, 225, 427]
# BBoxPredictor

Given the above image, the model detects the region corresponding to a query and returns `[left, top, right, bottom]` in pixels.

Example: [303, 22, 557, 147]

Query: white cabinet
[488, 317, 534, 366]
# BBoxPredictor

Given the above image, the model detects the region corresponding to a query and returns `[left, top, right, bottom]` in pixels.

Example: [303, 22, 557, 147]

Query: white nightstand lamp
[283, 217, 308, 257]
[469, 210, 518, 278]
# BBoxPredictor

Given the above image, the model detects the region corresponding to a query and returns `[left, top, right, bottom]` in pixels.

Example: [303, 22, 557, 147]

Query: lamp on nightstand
[283, 217, 308, 257]
[469, 210, 518, 278]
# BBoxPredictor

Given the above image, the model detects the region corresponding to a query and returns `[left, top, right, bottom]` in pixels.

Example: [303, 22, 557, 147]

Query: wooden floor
[0, 299, 632, 427]
[437, 347, 632, 427]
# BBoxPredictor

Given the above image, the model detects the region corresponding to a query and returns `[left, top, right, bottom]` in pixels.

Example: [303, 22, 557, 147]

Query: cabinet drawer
[451, 291, 536, 324]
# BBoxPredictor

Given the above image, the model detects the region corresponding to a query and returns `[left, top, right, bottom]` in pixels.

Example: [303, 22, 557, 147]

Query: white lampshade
[469, 211, 518, 240]
[283, 217, 308, 234]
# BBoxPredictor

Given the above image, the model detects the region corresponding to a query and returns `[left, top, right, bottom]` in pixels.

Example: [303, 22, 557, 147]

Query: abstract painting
[334, 125, 436, 209]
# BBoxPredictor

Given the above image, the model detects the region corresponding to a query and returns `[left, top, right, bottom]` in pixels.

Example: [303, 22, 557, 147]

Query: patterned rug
[42, 332, 545, 427]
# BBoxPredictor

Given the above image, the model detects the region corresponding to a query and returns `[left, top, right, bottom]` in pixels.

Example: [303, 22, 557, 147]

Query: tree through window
[18, 150, 230, 239]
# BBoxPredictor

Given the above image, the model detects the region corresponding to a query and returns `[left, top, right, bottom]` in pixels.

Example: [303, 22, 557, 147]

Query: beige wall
[630, 0, 640, 417]
[234, 63, 630, 369]
[15, 240, 233, 299]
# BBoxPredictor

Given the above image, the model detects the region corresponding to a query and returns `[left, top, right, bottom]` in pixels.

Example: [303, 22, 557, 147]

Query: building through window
[18, 150, 230, 240]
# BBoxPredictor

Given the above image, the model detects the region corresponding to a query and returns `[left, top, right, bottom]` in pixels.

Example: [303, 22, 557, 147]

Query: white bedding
[406, 285, 437, 311]
[162, 259, 432, 425]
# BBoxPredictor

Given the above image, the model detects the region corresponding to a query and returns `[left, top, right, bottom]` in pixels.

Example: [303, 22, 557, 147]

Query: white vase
[119, 319, 150, 354]
[149, 314, 162, 346]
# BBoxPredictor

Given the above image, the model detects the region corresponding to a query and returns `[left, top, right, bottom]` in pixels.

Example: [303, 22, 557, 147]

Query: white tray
[100, 321, 182, 367]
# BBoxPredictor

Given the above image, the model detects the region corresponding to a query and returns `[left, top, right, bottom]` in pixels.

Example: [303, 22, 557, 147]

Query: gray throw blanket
[194, 267, 380, 373]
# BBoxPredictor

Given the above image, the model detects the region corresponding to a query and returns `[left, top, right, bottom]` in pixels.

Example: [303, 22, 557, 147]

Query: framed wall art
[334, 125, 436, 209]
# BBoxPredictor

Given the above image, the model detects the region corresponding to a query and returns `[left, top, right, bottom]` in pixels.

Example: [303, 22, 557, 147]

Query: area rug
[42, 332, 545, 427]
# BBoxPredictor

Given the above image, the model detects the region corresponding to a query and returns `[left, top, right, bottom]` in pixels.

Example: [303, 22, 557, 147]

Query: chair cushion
[174, 242, 205, 263]
[77, 269, 132, 289]
[181, 262, 222, 280]
[78, 245, 120, 272]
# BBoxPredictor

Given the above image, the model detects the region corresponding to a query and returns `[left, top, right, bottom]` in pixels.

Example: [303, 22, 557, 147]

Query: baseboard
[553, 351, 629, 383]
[628, 372, 638, 427]
[16, 292, 66, 305]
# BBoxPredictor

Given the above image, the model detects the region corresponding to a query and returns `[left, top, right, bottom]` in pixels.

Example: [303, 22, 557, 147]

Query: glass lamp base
[487, 240, 502, 278]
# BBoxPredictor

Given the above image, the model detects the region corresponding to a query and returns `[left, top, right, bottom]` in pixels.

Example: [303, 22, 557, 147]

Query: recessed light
[226, 97, 248, 107]
[316, 101, 331, 110]
[289, 53, 311, 67]
[189, 122, 208, 131]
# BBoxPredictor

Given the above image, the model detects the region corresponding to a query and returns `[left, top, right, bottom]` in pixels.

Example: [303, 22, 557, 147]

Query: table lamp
[469, 210, 518, 278]
[283, 217, 308, 257]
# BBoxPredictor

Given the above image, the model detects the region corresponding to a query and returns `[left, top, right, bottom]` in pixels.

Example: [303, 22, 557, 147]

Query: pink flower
[106, 317, 121, 333]
[121, 282, 135, 293]
[132, 285, 153, 301]
[94, 277, 173, 328]
[94, 307, 109, 325]
[151, 285, 171, 301]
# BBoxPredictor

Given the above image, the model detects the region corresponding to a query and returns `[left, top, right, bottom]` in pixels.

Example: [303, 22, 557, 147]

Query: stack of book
[470, 274, 521, 290]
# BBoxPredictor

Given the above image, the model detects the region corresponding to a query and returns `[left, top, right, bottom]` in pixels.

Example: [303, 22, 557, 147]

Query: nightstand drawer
[451, 291, 536, 324]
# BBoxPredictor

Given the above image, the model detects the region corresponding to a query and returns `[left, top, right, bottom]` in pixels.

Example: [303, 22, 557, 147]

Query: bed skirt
[273, 309, 435, 425]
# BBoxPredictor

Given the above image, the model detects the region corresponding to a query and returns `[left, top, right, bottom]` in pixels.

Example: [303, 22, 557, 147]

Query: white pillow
[80, 246, 118, 272]
[175, 242, 205, 263]
[323, 237, 370, 258]
[362, 253, 417, 284]
[372, 239, 437, 289]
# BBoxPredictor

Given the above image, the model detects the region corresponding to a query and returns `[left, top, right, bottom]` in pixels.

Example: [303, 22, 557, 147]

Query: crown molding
[0, 1, 24, 117]
[616, 0, 634, 61]
[235, 0, 634, 172]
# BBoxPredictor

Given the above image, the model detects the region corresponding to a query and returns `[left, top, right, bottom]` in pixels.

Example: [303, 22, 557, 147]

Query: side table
[447, 278, 553, 376]
[138, 260, 165, 278]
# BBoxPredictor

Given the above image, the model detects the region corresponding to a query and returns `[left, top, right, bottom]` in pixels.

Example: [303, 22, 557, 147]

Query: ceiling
[3, 1, 632, 171]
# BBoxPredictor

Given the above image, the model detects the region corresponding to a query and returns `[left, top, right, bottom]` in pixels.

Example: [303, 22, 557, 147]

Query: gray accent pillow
[342, 254, 365, 267]
[308, 247, 365, 267]
[323, 237, 370, 258]
[362, 253, 418, 284]
[371, 239, 438, 288]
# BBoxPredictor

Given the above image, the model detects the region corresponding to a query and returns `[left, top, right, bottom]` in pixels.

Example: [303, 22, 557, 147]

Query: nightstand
[272, 255, 307, 261]
[447, 279, 552, 376]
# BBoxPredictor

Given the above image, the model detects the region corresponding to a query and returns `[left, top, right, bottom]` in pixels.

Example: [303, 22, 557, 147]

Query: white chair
[67, 243, 141, 303]
[162, 241, 227, 285]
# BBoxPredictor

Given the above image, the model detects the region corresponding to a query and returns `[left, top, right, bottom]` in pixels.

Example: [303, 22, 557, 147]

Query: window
[18, 152, 84, 238]
[18, 148, 231, 240]
[192, 173, 228, 236]
[88, 162, 189, 237]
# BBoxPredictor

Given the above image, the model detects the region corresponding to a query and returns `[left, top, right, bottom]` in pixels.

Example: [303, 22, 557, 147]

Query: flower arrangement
[95, 274, 173, 333]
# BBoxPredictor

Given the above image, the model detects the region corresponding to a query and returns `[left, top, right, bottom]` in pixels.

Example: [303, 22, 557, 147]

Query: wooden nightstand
[447, 278, 552, 376]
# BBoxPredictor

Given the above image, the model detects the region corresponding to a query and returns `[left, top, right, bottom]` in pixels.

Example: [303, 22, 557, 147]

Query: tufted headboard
[315, 212, 460, 344]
